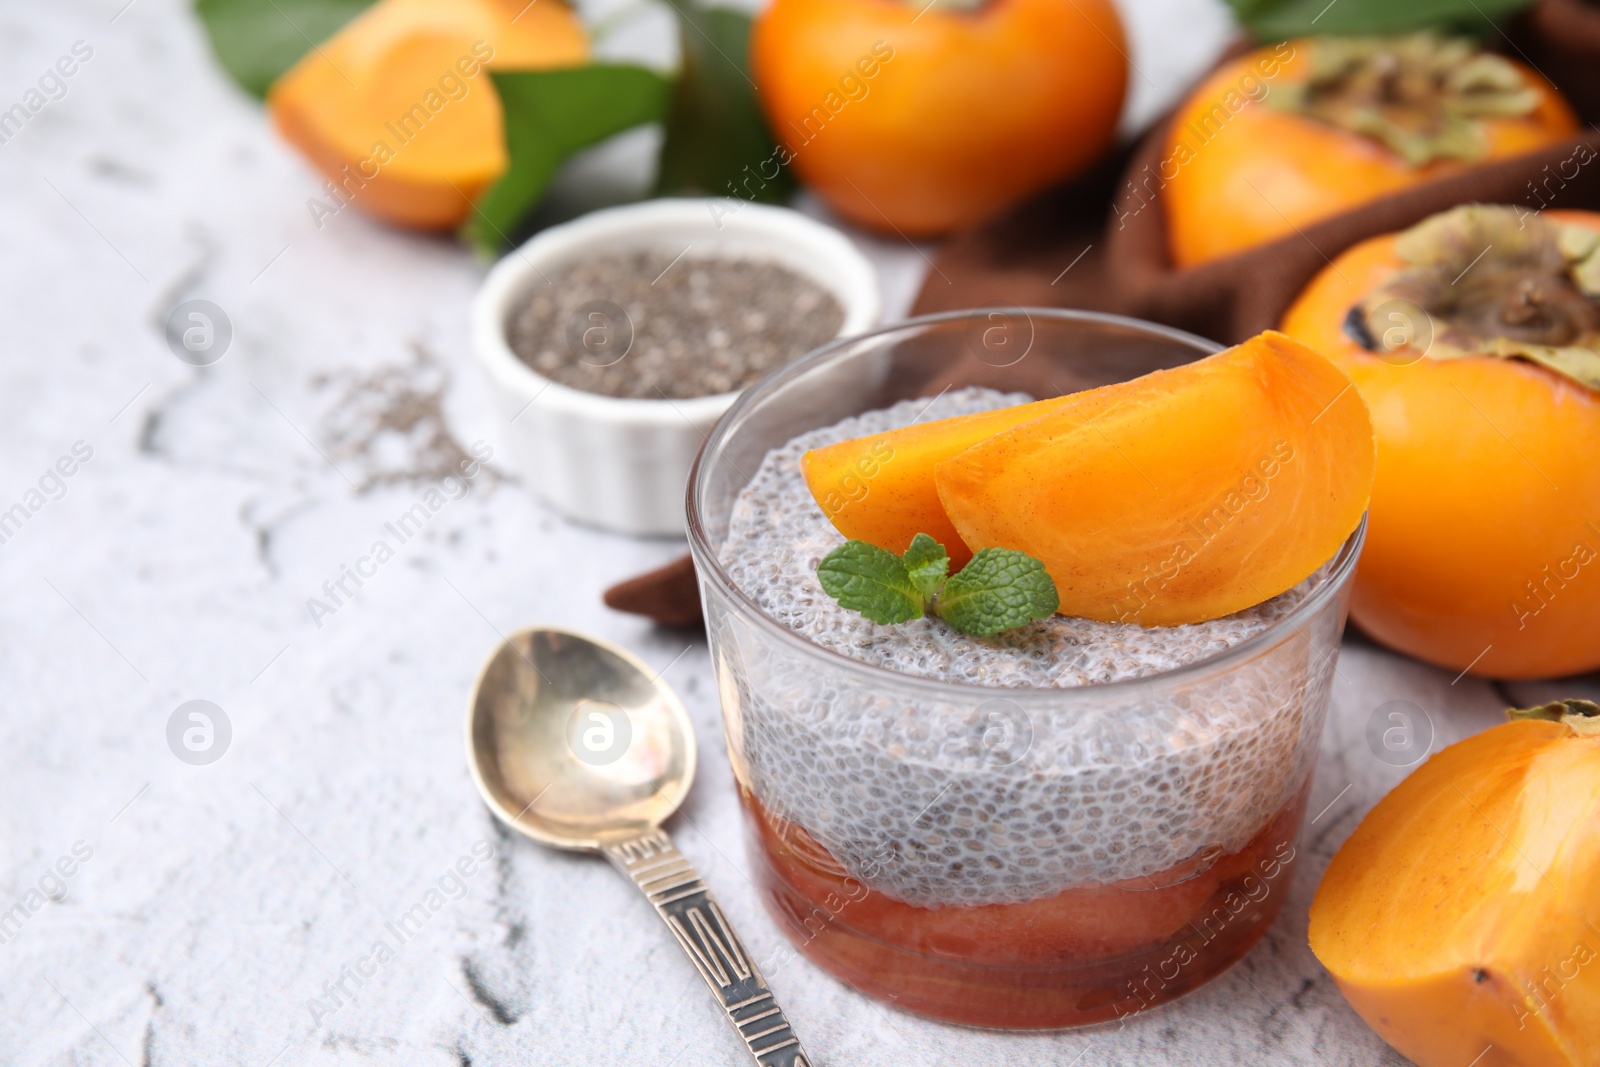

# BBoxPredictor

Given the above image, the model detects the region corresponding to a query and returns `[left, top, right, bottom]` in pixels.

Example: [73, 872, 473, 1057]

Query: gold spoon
[465, 626, 812, 1067]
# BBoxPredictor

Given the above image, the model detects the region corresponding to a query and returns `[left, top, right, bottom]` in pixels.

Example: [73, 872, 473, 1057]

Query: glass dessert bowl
[686, 309, 1364, 1030]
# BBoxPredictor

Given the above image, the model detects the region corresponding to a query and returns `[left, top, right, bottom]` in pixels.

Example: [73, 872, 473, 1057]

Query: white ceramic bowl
[472, 199, 881, 535]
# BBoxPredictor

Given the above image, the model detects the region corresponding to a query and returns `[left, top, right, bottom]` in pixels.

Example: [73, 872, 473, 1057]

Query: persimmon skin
[751, 0, 1126, 238]
[1280, 212, 1600, 679]
[1161, 41, 1579, 267]
[935, 332, 1375, 626]
[268, 0, 587, 230]
[1309, 719, 1600, 1066]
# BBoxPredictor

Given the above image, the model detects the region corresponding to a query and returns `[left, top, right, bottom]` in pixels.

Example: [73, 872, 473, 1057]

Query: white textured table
[4, 3, 1597, 1065]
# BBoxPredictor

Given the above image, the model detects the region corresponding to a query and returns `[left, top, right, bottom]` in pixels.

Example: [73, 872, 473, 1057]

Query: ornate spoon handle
[603, 828, 813, 1067]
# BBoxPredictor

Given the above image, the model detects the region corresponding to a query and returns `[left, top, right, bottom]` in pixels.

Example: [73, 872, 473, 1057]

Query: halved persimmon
[1309, 702, 1600, 1066]
[935, 331, 1374, 626]
[1161, 34, 1578, 267]
[268, 0, 588, 230]
[1280, 205, 1600, 678]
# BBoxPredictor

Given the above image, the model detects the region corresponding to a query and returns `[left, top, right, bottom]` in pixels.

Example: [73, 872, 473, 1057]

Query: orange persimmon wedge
[935, 331, 1374, 625]
[268, 0, 588, 230]
[802, 389, 1122, 567]
[1309, 712, 1600, 1066]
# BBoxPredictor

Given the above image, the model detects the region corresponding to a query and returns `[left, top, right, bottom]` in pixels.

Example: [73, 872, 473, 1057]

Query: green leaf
[654, 1, 795, 202]
[902, 534, 950, 600]
[465, 65, 672, 255]
[816, 541, 924, 625]
[195, 0, 375, 98]
[935, 549, 1060, 638]
[1223, 0, 1533, 39]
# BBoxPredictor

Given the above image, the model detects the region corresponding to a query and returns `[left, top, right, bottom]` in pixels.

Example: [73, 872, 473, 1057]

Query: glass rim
[685, 306, 1366, 704]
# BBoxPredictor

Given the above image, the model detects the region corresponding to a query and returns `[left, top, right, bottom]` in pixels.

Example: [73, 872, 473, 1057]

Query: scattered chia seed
[506, 249, 846, 400]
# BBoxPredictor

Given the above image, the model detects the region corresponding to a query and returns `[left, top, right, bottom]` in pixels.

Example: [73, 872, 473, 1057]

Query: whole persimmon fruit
[751, 0, 1126, 237]
[1159, 34, 1578, 267]
[1310, 700, 1600, 1066]
[1281, 204, 1600, 679]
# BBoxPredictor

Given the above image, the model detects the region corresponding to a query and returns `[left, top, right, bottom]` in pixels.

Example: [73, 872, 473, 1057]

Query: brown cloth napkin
[606, 5, 1600, 628]
[603, 553, 702, 629]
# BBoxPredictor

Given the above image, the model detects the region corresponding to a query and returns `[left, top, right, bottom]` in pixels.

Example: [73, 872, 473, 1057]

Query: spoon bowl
[467, 627, 695, 851]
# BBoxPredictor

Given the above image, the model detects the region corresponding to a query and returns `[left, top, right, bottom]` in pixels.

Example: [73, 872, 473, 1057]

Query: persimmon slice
[934, 331, 1374, 626]
[1309, 714, 1600, 1066]
[268, 0, 588, 230]
[801, 388, 1123, 568]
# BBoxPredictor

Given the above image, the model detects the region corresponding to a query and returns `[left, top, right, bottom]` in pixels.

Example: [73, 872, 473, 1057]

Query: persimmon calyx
[1271, 33, 1539, 166]
[1507, 698, 1600, 736]
[1346, 204, 1600, 391]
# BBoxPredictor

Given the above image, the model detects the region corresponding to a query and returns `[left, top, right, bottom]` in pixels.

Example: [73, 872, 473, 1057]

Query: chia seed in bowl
[506, 249, 845, 400]
[473, 199, 879, 535]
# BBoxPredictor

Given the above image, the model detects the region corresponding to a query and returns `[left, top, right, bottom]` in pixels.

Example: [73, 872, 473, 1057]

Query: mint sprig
[816, 534, 1059, 637]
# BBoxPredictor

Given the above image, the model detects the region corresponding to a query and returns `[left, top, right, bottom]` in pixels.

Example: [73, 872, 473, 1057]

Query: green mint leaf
[654, 2, 795, 203]
[817, 541, 924, 625]
[1221, 0, 1530, 38]
[935, 548, 1060, 637]
[464, 66, 672, 255]
[819, 534, 1056, 636]
[902, 533, 950, 600]
[196, 0, 375, 98]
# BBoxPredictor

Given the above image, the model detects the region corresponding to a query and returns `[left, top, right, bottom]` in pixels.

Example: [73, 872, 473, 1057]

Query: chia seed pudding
[506, 249, 844, 400]
[711, 388, 1341, 907]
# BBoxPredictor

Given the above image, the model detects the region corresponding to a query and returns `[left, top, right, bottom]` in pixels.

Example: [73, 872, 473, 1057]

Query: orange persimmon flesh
[268, 0, 588, 230]
[802, 389, 1122, 568]
[1309, 718, 1600, 1066]
[936, 332, 1373, 625]
[805, 331, 1373, 626]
